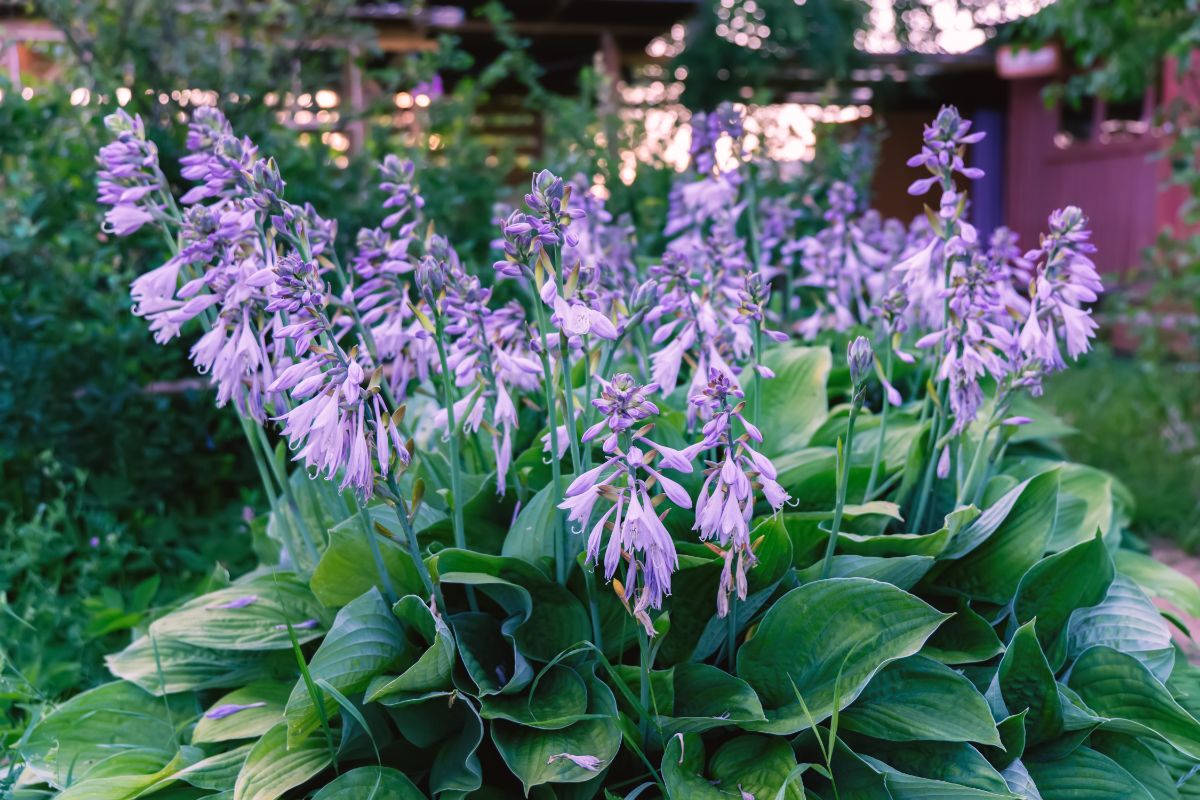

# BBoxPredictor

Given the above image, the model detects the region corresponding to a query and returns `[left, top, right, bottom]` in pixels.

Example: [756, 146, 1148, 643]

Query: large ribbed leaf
[660, 662, 767, 736]
[1091, 732, 1180, 800]
[1067, 575, 1174, 681]
[285, 587, 406, 746]
[492, 677, 620, 793]
[1069, 646, 1200, 760]
[20, 681, 196, 789]
[748, 344, 831, 457]
[310, 509, 428, 607]
[1024, 746, 1154, 800]
[1115, 549, 1200, 618]
[997, 621, 1062, 748]
[105, 634, 281, 696]
[841, 655, 1001, 745]
[934, 471, 1060, 603]
[149, 573, 329, 651]
[309, 766, 426, 799]
[193, 682, 291, 744]
[365, 595, 456, 704]
[233, 722, 332, 800]
[1012, 533, 1114, 669]
[737, 578, 948, 734]
[858, 753, 1017, 799]
[862, 740, 1011, 795]
[708, 735, 806, 800]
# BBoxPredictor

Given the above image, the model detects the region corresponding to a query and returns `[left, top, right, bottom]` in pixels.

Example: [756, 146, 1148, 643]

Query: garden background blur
[0, 0, 1197, 752]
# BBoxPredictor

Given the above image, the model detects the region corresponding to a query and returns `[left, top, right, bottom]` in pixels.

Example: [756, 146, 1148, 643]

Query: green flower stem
[864, 347, 893, 501]
[385, 473, 445, 610]
[530, 294, 569, 585]
[820, 400, 860, 580]
[357, 503, 397, 604]
[726, 594, 738, 668]
[912, 391, 947, 534]
[433, 318, 476, 611]
[745, 160, 762, 272]
[636, 625, 653, 744]
[752, 322, 764, 429]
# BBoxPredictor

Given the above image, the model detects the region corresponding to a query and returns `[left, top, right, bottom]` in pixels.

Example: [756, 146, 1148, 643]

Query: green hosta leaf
[983, 711, 1027, 771]
[796, 554, 934, 590]
[233, 721, 332, 800]
[193, 682, 291, 744]
[1024, 746, 1154, 800]
[20, 681, 196, 789]
[500, 481, 558, 570]
[708, 735, 806, 800]
[267, 471, 353, 576]
[310, 510, 428, 607]
[1091, 732, 1180, 800]
[837, 526, 952, 558]
[54, 749, 193, 800]
[309, 766, 427, 799]
[435, 549, 590, 661]
[1005, 460, 1129, 551]
[1068, 646, 1200, 760]
[736, 577, 949, 734]
[1012, 533, 1114, 669]
[450, 610, 534, 696]
[105, 634, 283, 696]
[660, 662, 767, 735]
[934, 470, 1060, 603]
[1115, 549, 1200, 618]
[366, 595, 456, 703]
[858, 752, 1017, 799]
[1000, 760, 1043, 800]
[997, 621, 1063, 748]
[774, 448, 871, 511]
[492, 676, 620, 793]
[922, 601, 1004, 665]
[841, 655, 1001, 745]
[663, 734, 731, 799]
[149, 573, 329, 652]
[749, 345, 831, 457]
[862, 741, 1012, 793]
[285, 587, 406, 746]
[1067, 575, 1175, 681]
[386, 693, 483, 796]
[481, 665, 589, 729]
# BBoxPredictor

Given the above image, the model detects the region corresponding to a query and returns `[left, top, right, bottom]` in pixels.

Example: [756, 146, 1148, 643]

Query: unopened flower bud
[848, 336, 873, 387]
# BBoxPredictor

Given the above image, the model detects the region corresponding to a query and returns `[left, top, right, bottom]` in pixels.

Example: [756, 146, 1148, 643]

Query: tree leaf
[233, 722, 331, 800]
[841, 655, 1001, 745]
[285, 587, 406, 746]
[736, 577, 949, 734]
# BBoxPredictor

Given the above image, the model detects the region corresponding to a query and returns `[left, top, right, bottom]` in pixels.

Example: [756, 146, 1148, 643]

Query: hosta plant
[13, 103, 1200, 800]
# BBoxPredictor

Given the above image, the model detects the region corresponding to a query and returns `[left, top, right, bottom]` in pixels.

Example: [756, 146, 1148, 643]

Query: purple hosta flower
[273, 618, 320, 631]
[561, 374, 700, 636]
[412, 73, 444, 103]
[664, 174, 741, 243]
[688, 102, 745, 175]
[179, 107, 259, 205]
[546, 753, 602, 771]
[848, 336, 874, 387]
[379, 155, 426, 230]
[917, 252, 1009, 433]
[525, 169, 585, 249]
[547, 267, 620, 350]
[562, 175, 640, 298]
[1018, 207, 1103, 371]
[734, 272, 788, 378]
[906, 105, 986, 198]
[206, 594, 258, 610]
[205, 702, 268, 720]
[96, 110, 166, 236]
[793, 183, 891, 340]
[691, 369, 789, 617]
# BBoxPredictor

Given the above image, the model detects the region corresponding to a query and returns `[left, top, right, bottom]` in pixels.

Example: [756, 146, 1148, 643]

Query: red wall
[1004, 78, 1161, 273]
